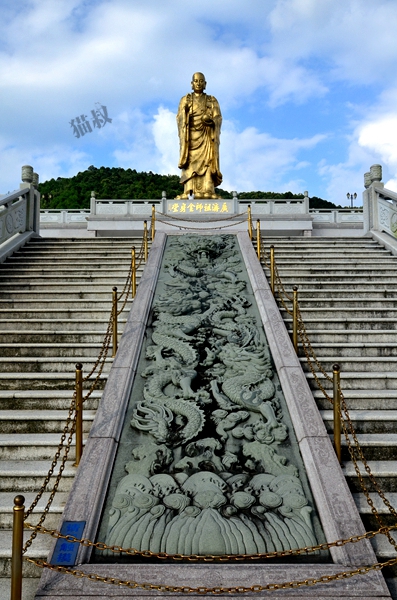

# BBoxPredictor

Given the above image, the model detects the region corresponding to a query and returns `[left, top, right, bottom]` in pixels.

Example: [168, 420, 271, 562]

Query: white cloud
[220, 121, 326, 192]
[358, 116, 397, 169]
[152, 108, 179, 176]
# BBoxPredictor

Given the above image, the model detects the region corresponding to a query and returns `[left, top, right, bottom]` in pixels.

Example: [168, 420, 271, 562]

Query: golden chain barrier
[156, 217, 249, 231]
[155, 208, 248, 222]
[23, 520, 397, 560]
[258, 233, 397, 555]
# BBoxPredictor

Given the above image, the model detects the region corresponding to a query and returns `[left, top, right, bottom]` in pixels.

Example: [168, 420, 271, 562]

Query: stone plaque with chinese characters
[167, 199, 235, 215]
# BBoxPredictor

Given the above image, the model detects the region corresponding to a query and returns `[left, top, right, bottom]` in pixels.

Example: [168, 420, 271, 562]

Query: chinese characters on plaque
[167, 200, 233, 215]
[70, 103, 112, 139]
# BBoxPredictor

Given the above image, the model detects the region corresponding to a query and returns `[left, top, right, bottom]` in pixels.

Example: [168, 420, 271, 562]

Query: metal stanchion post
[256, 220, 261, 260]
[248, 205, 252, 240]
[293, 286, 298, 353]
[143, 220, 148, 262]
[333, 363, 342, 464]
[270, 245, 275, 295]
[131, 247, 136, 298]
[112, 286, 118, 357]
[151, 205, 155, 241]
[11, 495, 25, 600]
[74, 363, 83, 467]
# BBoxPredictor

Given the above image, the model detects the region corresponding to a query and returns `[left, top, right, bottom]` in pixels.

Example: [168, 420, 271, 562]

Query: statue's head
[191, 72, 206, 94]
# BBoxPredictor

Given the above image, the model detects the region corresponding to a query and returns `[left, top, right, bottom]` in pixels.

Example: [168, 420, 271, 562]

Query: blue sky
[2, 0, 397, 205]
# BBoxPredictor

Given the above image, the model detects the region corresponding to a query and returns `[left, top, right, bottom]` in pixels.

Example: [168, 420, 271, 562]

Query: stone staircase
[260, 236, 397, 597]
[0, 236, 146, 600]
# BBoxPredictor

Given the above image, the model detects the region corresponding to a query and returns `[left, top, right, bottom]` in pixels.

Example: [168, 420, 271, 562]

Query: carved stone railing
[90, 197, 162, 217]
[40, 209, 90, 226]
[363, 164, 397, 240]
[39, 196, 365, 233]
[310, 208, 363, 224]
[0, 183, 40, 263]
[240, 197, 309, 215]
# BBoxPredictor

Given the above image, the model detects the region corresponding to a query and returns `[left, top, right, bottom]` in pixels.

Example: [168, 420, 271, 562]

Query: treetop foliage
[38, 166, 339, 209]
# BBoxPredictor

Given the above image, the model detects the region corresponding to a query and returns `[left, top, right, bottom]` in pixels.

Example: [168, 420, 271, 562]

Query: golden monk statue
[176, 72, 222, 199]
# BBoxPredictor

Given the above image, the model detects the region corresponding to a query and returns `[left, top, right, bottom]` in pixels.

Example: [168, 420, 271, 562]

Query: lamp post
[346, 192, 357, 209]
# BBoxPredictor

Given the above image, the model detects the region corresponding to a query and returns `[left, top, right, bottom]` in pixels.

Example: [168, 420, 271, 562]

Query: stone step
[306, 371, 397, 390]
[0, 433, 86, 461]
[0, 299, 129, 309]
[297, 343, 397, 357]
[0, 410, 95, 434]
[0, 275, 140, 284]
[289, 290, 397, 299]
[0, 461, 75, 492]
[353, 492, 397, 514]
[289, 319, 397, 330]
[299, 330, 397, 341]
[1, 258, 136, 267]
[300, 356, 397, 372]
[278, 268, 397, 276]
[0, 290, 132, 300]
[0, 372, 107, 391]
[0, 319, 125, 332]
[0, 266, 144, 277]
[7, 252, 137, 261]
[339, 434, 397, 460]
[0, 491, 69, 529]
[275, 258, 397, 265]
[276, 275, 397, 284]
[0, 343, 110, 358]
[313, 389, 397, 410]
[321, 410, 397, 434]
[0, 331, 115, 344]
[296, 298, 397, 310]
[0, 389, 100, 410]
[343, 460, 397, 492]
[0, 530, 52, 577]
[14, 244, 139, 253]
[294, 302, 397, 310]
[0, 356, 113, 374]
[0, 309, 118, 319]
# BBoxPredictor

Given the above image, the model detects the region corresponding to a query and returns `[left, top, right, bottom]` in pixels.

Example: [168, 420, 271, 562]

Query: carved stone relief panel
[95, 235, 326, 559]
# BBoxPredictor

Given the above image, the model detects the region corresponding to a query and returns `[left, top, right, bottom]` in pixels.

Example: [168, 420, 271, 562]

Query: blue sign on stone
[51, 521, 86, 566]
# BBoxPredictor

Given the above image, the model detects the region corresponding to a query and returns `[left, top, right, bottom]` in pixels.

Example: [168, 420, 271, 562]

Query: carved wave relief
[100, 235, 321, 557]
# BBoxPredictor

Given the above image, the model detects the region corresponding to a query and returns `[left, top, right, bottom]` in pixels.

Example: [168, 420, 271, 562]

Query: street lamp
[346, 192, 357, 209]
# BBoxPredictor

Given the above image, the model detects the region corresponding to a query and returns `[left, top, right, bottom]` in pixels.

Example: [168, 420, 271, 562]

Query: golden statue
[176, 72, 222, 199]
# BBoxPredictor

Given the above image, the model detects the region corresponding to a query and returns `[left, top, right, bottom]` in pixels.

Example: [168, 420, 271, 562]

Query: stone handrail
[0, 186, 40, 263]
[363, 164, 397, 238]
[310, 208, 363, 224]
[90, 198, 162, 217]
[373, 187, 397, 238]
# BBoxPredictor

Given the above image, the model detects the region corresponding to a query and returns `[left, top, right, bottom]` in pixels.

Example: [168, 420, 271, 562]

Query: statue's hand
[202, 113, 214, 126]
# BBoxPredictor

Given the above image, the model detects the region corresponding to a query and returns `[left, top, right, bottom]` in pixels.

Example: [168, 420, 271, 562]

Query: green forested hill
[38, 166, 339, 209]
